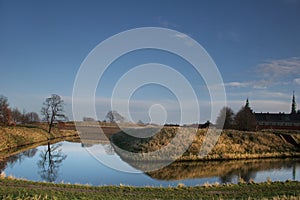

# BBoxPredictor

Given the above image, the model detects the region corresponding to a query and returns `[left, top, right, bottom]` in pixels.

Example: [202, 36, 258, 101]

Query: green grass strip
[0, 178, 300, 200]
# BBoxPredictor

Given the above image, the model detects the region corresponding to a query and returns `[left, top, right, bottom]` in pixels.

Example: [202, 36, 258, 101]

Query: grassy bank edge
[0, 126, 78, 160]
[2, 126, 300, 162]
[111, 127, 300, 162]
[0, 176, 300, 199]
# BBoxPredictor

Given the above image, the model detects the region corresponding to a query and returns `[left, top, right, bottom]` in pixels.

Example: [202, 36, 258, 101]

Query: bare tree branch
[41, 94, 66, 134]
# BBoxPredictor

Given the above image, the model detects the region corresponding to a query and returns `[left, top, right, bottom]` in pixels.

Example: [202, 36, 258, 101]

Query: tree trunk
[47, 142, 51, 160]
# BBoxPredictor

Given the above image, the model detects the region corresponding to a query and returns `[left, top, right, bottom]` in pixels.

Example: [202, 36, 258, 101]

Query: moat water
[1, 140, 299, 186]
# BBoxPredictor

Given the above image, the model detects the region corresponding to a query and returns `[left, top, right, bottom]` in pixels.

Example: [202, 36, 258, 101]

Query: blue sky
[1, 0, 300, 123]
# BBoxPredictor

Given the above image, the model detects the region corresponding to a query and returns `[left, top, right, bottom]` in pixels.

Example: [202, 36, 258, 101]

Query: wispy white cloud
[257, 57, 300, 78]
[226, 57, 300, 90]
[173, 33, 195, 47]
[294, 78, 300, 85]
[224, 82, 250, 88]
[173, 33, 189, 39]
[224, 80, 272, 89]
[157, 16, 179, 28]
[251, 80, 270, 89]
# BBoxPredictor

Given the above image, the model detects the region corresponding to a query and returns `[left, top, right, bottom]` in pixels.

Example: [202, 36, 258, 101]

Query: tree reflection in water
[8, 148, 38, 166]
[143, 159, 299, 183]
[0, 148, 38, 173]
[37, 142, 67, 182]
[103, 144, 115, 155]
[220, 168, 257, 183]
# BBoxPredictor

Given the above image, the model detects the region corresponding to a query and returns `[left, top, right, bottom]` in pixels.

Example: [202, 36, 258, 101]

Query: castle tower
[245, 98, 250, 108]
[291, 91, 296, 114]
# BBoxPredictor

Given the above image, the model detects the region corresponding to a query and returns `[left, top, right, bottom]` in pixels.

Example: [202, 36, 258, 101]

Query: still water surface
[1, 140, 300, 186]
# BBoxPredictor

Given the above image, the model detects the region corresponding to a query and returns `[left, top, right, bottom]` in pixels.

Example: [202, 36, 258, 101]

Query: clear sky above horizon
[1, 0, 300, 123]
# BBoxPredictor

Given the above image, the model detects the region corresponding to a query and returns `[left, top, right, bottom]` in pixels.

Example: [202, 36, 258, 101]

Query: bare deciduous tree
[26, 112, 40, 123]
[41, 94, 66, 134]
[0, 95, 12, 126]
[11, 107, 22, 124]
[216, 107, 235, 129]
[106, 110, 125, 123]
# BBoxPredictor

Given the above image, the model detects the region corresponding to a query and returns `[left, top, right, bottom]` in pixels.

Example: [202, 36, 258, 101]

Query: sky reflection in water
[1, 141, 300, 186]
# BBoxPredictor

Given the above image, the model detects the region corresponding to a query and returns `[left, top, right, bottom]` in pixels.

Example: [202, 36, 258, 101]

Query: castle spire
[245, 98, 250, 108]
[291, 91, 296, 114]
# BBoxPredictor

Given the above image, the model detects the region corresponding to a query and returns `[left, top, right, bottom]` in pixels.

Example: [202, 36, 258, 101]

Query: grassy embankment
[1, 124, 300, 162]
[0, 175, 300, 200]
[111, 127, 300, 163]
[0, 125, 78, 160]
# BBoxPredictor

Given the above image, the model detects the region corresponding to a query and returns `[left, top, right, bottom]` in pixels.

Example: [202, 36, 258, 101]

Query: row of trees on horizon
[0, 95, 40, 126]
[215, 99, 257, 131]
[0, 94, 257, 132]
[0, 94, 67, 135]
[0, 94, 127, 129]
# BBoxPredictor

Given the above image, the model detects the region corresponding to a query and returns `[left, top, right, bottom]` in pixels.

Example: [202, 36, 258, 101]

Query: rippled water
[1, 140, 299, 186]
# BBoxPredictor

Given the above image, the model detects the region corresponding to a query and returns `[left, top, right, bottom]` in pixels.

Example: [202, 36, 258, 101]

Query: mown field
[0, 176, 300, 200]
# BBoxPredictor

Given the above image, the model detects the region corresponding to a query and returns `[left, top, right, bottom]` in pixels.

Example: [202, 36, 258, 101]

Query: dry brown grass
[111, 127, 300, 162]
[0, 125, 77, 153]
[204, 130, 300, 160]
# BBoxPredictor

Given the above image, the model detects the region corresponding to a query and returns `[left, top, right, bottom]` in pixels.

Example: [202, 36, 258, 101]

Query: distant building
[255, 92, 300, 130]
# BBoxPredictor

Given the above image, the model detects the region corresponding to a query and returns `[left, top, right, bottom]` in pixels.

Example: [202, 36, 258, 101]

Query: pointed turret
[245, 98, 250, 109]
[291, 91, 296, 114]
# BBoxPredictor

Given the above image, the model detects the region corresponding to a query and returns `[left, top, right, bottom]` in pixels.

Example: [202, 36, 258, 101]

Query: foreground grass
[0, 177, 299, 200]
